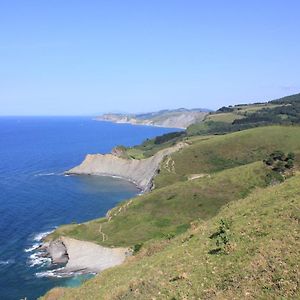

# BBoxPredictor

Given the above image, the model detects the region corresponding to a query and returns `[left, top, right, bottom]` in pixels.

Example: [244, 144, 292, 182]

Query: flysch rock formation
[43, 237, 129, 274]
[65, 143, 185, 191]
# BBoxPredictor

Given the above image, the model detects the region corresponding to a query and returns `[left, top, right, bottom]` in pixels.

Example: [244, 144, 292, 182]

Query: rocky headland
[40, 141, 186, 275]
[41, 237, 129, 276]
[96, 108, 209, 129]
[65, 142, 186, 191]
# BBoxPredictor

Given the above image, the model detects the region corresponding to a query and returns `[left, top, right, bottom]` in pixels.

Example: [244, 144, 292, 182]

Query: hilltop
[96, 108, 210, 129]
[188, 92, 300, 135]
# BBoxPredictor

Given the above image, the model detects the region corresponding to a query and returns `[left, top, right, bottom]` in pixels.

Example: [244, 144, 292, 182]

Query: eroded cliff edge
[65, 143, 185, 191]
[41, 237, 129, 276]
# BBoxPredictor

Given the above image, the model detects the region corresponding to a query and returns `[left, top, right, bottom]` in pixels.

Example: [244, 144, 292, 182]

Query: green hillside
[47, 161, 271, 247]
[43, 172, 300, 300]
[187, 92, 300, 136]
[119, 93, 300, 160]
[155, 126, 300, 188]
[47, 126, 300, 248]
[41, 95, 300, 299]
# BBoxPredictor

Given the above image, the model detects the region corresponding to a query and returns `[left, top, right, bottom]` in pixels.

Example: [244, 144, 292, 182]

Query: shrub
[132, 243, 143, 254]
[263, 150, 295, 174]
[285, 159, 294, 169]
[209, 219, 231, 254]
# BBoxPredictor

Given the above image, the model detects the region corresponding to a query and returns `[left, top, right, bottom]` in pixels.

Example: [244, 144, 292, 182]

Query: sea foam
[0, 259, 15, 265]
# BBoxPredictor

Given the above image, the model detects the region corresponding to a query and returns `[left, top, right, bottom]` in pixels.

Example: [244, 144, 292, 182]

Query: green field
[155, 126, 300, 188]
[204, 112, 245, 123]
[47, 161, 272, 247]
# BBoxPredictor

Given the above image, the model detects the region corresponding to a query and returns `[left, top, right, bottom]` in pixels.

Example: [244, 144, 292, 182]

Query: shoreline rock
[42, 237, 130, 275]
[65, 143, 186, 192]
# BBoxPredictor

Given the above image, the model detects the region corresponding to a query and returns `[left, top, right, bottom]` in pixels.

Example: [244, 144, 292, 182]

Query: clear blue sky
[0, 0, 299, 115]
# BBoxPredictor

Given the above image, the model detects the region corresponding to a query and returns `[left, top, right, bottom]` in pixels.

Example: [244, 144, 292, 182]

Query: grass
[42, 172, 300, 300]
[205, 112, 244, 123]
[47, 126, 300, 248]
[123, 133, 185, 159]
[47, 161, 272, 247]
[185, 101, 294, 136]
[155, 125, 300, 188]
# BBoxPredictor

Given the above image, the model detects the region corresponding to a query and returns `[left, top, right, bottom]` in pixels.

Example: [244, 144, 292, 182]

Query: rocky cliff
[65, 143, 185, 191]
[97, 108, 209, 129]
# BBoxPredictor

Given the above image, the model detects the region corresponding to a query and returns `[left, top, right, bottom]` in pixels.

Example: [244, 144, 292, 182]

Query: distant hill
[96, 108, 211, 129]
[187, 92, 300, 135]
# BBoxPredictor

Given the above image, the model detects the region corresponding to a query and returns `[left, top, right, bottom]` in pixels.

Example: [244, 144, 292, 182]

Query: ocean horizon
[0, 117, 176, 300]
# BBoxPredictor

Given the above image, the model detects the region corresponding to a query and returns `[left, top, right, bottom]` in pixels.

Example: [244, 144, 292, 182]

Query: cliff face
[65, 144, 184, 191]
[97, 109, 208, 129]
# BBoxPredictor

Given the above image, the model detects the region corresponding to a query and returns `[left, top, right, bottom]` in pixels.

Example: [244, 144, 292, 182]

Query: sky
[0, 0, 300, 115]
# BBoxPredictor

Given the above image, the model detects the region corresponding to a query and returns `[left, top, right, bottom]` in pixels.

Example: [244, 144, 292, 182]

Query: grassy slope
[205, 112, 244, 123]
[47, 126, 300, 248]
[43, 173, 300, 300]
[155, 126, 300, 188]
[48, 161, 271, 247]
[186, 100, 296, 136]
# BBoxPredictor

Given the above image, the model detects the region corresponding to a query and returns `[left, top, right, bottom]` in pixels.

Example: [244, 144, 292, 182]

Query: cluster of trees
[217, 106, 234, 113]
[263, 151, 295, 173]
[154, 131, 185, 145]
[270, 93, 300, 105]
[233, 100, 300, 126]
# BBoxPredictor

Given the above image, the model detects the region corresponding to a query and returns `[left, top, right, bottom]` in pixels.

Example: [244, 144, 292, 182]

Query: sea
[0, 117, 176, 300]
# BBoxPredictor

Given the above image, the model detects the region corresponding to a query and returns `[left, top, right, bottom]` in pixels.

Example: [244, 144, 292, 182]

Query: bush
[265, 171, 285, 185]
[209, 219, 231, 254]
[285, 159, 294, 169]
[263, 151, 295, 174]
[132, 243, 143, 254]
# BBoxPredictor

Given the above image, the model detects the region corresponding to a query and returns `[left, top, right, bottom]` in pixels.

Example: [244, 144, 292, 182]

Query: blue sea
[0, 117, 175, 300]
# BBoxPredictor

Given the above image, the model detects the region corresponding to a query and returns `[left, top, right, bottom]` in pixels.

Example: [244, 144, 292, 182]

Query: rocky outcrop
[47, 239, 68, 264]
[61, 237, 129, 273]
[42, 237, 129, 274]
[65, 143, 185, 191]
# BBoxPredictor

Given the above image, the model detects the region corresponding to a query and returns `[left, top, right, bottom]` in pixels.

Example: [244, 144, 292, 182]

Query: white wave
[35, 268, 65, 278]
[0, 259, 15, 265]
[28, 252, 51, 268]
[33, 229, 55, 242]
[34, 172, 56, 177]
[35, 268, 95, 278]
[24, 243, 40, 253]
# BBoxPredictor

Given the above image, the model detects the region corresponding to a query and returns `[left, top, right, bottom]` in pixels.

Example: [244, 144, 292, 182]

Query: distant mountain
[96, 108, 212, 129]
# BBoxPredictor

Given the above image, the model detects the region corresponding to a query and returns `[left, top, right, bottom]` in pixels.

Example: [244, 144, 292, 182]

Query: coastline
[65, 142, 186, 192]
[40, 128, 186, 279]
[94, 118, 186, 130]
[39, 237, 130, 277]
